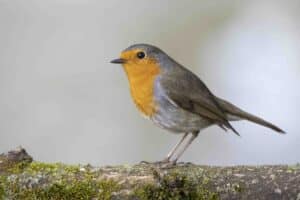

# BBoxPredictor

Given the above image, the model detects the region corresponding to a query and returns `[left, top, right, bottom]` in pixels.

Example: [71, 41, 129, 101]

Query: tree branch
[0, 147, 299, 199]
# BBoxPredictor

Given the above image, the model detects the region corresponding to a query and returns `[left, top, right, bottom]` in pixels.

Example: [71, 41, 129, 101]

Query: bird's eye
[136, 51, 145, 59]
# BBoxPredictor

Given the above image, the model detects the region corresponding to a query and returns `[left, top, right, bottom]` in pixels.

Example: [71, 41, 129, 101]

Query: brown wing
[159, 66, 240, 135]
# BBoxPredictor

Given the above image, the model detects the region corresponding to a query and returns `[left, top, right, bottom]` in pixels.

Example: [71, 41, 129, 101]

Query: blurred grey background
[0, 0, 299, 166]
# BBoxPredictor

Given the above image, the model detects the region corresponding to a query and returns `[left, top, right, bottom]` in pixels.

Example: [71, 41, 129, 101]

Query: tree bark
[0, 147, 299, 200]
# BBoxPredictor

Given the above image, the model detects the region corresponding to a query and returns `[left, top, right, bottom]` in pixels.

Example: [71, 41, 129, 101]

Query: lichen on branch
[0, 147, 299, 200]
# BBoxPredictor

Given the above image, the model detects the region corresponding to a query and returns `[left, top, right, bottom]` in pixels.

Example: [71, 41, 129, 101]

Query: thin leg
[163, 133, 188, 162]
[172, 131, 199, 164]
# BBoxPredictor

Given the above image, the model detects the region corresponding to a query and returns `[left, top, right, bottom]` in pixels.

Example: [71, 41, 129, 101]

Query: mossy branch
[0, 147, 299, 200]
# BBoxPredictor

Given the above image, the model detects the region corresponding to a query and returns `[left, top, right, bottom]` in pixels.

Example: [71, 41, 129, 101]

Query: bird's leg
[161, 133, 188, 163]
[171, 131, 199, 164]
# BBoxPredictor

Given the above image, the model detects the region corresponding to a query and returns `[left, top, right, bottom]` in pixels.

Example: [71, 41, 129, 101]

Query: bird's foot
[158, 157, 171, 164]
[140, 158, 176, 168]
[158, 160, 177, 168]
[139, 160, 148, 164]
[148, 160, 176, 169]
[140, 160, 194, 168]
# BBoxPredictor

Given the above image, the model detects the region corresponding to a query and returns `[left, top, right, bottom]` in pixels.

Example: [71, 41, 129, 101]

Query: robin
[111, 44, 285, 164]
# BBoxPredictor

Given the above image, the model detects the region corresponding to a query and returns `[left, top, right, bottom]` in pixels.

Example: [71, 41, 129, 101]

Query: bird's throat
[123, 63, 160, 117]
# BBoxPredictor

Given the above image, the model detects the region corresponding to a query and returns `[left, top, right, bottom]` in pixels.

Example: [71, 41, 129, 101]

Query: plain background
[0, 0, 299, 166]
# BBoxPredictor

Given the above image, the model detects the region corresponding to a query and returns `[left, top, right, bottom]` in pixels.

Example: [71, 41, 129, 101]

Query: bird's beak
[110, 58, 126, 64]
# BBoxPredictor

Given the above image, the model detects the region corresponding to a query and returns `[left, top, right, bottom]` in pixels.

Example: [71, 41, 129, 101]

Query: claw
[160, 158, 171, 163]
[139, 159, 176, 168]
[139, 160, 151, 164]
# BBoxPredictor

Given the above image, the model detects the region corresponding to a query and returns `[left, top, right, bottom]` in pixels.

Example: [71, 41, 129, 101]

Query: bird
[110, 43, 285, 165]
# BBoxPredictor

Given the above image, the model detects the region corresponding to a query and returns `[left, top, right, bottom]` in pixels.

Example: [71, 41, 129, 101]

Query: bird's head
[110, 44, 172, 77]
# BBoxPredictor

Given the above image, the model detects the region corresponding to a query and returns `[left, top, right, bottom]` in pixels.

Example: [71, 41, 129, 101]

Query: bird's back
[152, 62, 220, 133]
[153, 58, 285, 134]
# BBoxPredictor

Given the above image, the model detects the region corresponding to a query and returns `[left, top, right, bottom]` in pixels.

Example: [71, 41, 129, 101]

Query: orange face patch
[120, 49, 160, 117]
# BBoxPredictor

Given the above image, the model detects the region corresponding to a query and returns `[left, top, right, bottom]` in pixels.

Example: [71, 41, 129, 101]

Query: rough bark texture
[0, 147, 299, 200]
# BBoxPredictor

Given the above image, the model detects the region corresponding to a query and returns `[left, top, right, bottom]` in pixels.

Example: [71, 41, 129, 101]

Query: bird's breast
[123, 63, 160, 117]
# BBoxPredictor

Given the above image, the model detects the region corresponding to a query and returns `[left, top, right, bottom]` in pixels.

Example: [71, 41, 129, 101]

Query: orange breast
[123, 63, 160, 117]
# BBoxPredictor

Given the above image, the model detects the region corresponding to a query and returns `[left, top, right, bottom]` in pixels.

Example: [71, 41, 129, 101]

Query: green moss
[4, 178, 118, 200]
[26, 162, 80, 174]
[1, 160, 31, 175]
[0, 176, 7, 200]
[4, 161, 81, 176]
[232, 183, 244, 193]
[1, 162, 120, 200]
[133, 171, 219, 200]
[287, 164, 300, 172]
[0, 185, 4, 200]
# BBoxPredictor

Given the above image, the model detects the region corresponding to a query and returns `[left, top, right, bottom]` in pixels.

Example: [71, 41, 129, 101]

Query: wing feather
[159, 67, 240, 135]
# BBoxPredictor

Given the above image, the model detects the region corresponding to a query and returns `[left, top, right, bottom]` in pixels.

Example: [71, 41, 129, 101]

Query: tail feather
[217, 98, 285, 134]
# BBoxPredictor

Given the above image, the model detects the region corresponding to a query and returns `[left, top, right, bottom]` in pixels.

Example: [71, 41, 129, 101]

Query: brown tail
[217, 97, 285, 134]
